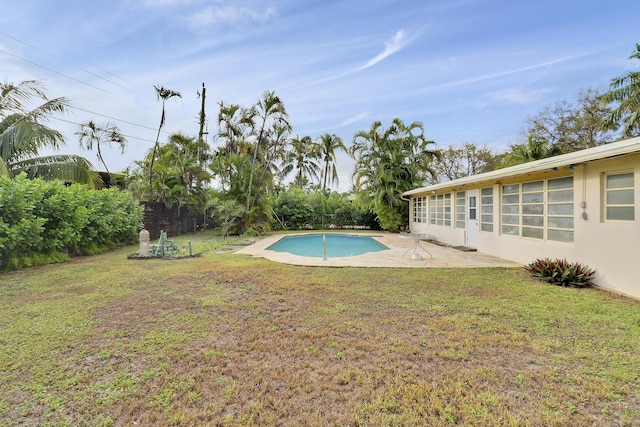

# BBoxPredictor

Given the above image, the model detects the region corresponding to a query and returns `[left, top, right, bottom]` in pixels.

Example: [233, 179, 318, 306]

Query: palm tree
[245, 90, 291, 213]
[602, 43, 640, 137]
[76, 120, 126, 180]
[352, 119, 437, 231]
[502, 134, 561, 167]
[217, 101, 251, 156]
[317, 133, 347, 194]
[281, 135, 320, 188]
[149, 85, 181, 196]
[0, 80, 98, 186]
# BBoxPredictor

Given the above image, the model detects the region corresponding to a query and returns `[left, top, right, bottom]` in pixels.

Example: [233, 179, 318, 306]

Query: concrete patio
[235, 232, 521, 268]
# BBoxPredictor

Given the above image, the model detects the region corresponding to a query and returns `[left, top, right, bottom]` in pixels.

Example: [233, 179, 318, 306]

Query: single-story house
[403, 136, 640, 300]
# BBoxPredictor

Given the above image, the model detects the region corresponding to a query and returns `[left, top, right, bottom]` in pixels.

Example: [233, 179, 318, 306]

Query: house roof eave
[403, 136, 640, 197]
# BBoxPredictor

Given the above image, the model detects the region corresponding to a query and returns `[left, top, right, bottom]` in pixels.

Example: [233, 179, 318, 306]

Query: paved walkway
[235, 231, 521, 268]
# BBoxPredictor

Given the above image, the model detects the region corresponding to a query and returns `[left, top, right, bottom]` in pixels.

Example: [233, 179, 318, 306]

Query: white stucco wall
[409, 155, 640, 299]
[410, 221, 465, 247]
[570, 156, 639, 298]
[409, 191, 465, 246]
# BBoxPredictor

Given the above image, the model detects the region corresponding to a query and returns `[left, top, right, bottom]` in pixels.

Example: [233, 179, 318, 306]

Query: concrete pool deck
[235, 232, 521, 268]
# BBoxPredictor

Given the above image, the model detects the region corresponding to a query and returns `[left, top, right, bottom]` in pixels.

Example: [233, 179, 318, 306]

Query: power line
[73, 105, 164, 134]
[0, 47, 111, 94]
[0, 39, 154, 111]
[0, 38, 178, 138]
[52, 116, 156, 144]
[0, 32, 207, 146]
[0, 31, 129, 89]
[86, 62, 130, 86]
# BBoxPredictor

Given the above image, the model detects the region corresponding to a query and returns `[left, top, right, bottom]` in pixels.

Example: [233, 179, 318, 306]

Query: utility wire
[0, 34, 156, 111]
[0, 36, 172, 137]
[0, 31, 129, 89]
[0, 47, 111, 94]
[53, 116, 157, 144]
[73, 105, 167, 134]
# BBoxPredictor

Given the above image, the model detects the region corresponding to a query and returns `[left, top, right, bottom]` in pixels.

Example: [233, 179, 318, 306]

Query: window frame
[429, 193, 452, 227]
[455, 191, 466, 229]
[413, 196, 427, 223]
[499, 176, 574, 243]
[603, 171, 635, 222]
[480, 187, 494, 233]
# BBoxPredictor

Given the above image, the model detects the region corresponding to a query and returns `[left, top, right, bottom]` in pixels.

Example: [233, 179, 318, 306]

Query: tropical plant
[501, 134, 562, 167]
[244, 90, 291, 213]
[126, 133, 211, 213]
[351, 118, 437, 232]
[215, 199, 243, 239]
[0, 80, 99, 186]
[217, 101, 250, 157]
[281, 135, 320, 188]
[211, 91, 291, 233]
[317, 133, 347, 194]
[525, 258, 595, 288]
[76, 120, 126, 180]
[149, 84, 181, 196]
[602, 43, 640, 137]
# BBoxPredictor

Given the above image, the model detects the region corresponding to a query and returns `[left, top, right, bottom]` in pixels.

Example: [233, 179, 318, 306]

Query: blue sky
[1, 0, 639, 191]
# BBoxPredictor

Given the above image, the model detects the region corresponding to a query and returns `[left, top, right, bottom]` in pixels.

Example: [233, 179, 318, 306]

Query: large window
[429, 193, 451, 226]
[547, 177, 574, 242]
[455, 191, 465, 229]
[501, 184, 520, 236]
[522, 181, 544, 239]
[413, 196, 427, 223]
[604, 172, 635, 221]
[480, 187, 494, 232]
[499, 177, 574, 242]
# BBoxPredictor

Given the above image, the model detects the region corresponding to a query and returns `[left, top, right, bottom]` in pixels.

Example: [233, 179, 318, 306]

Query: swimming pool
[266, 234, 388, 258]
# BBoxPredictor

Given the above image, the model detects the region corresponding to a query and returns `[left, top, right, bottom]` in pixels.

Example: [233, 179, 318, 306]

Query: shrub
[0, 174, 143, 270]
[270, 188, 378, 230]
[525, 258, 595, 288]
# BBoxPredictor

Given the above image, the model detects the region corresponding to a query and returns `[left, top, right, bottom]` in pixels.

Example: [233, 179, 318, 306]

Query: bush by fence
[270, 188, 380, 230]
[0, 174, 143, 270]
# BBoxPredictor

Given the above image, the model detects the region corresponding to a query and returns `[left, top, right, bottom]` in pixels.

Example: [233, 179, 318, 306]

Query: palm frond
[0, 156, 10, 177]
[0, 80, 50, 114]
[11, 155, 101, 188]
[1, 115, 66, 161]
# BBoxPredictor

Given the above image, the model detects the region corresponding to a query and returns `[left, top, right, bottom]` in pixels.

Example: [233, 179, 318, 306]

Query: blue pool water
[266, 234, 388, 258]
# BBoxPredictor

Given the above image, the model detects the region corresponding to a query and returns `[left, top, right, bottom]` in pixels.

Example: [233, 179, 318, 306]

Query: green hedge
[0, 174, 143, 270]
[269, 188, 380, 230]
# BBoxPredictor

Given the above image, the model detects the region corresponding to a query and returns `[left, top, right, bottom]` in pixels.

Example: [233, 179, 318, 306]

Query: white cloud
[310, 29, 418, 86]
[493, 88, 551, 105]
[419, 50, 600, 94]
[357, 29, 414, 71]
[138, 0, 198, 7]
[340, 112, 369, 127]
[188, 4, 277, 29]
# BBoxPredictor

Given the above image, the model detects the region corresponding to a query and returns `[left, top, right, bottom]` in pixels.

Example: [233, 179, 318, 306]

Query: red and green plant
[525, 258, 595, 288]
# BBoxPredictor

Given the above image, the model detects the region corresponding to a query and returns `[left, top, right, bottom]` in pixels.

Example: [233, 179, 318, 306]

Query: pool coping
[234, 231, 521, 268]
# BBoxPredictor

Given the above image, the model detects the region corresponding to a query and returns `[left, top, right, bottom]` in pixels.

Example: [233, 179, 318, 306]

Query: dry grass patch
[0, 232, 639, 426]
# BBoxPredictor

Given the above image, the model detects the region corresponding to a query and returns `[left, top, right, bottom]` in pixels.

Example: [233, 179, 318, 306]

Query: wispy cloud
[493, 88, 551, 105]
[187, 4, 277, 29]
[356, 29, 414, 72]
[310, 29, 418, 86]
[340, 112, 369, 127]
[419, 50, 602, 93]
[139, 0, 198, 7]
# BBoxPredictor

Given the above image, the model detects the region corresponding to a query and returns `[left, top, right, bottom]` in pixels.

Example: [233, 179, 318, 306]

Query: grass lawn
[0, 231, 639, 426]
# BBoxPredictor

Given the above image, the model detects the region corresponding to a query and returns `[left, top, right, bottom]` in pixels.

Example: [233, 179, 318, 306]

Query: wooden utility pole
[198, 82, 207, 142]
[197, 82, 208, 164]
